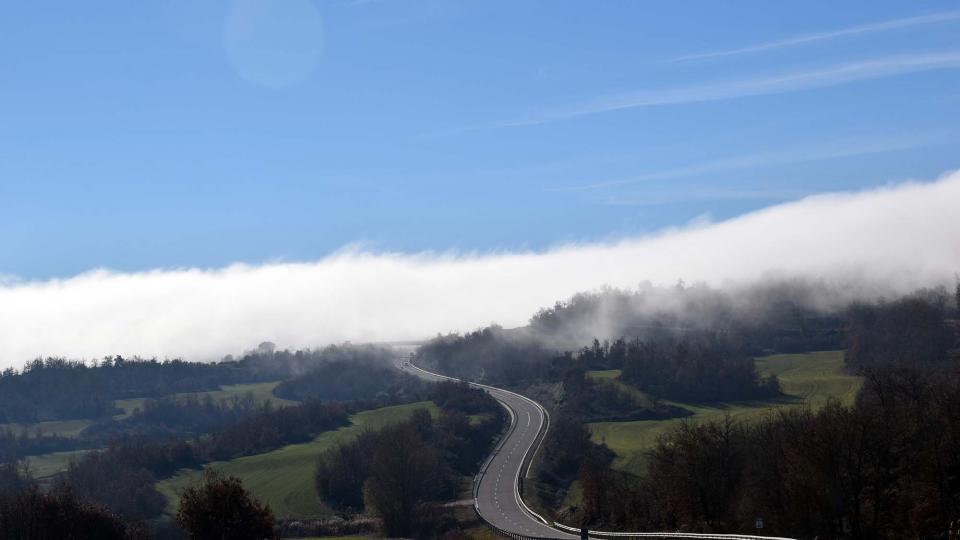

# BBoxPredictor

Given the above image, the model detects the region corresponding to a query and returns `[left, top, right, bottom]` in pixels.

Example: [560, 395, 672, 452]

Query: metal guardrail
[553, 522, 796, 539]
[474, 506, 566, 540]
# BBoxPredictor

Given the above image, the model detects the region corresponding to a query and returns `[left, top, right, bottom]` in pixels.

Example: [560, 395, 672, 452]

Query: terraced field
[587, 350, 861, 474]
[156, 400, 439, 520]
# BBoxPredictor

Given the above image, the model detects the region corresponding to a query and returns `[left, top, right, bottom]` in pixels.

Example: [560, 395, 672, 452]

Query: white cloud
[1, 170, 959, 369]
[668, 11, 960, 62]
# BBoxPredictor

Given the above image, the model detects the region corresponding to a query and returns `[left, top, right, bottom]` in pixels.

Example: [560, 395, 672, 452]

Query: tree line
[273, 354, 427, 403]
[60, 398, 351, 521]
[0, 343, 398, 424]
[573, 365, 960, 538]
[615, 334, 781, 402]
[420, 330, 781, 413]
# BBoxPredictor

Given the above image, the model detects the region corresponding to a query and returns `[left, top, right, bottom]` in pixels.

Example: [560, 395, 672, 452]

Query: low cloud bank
[1, 170, 959, 368]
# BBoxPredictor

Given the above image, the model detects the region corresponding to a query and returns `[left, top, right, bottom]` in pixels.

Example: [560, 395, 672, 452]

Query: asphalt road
[395, 353, 577, 539]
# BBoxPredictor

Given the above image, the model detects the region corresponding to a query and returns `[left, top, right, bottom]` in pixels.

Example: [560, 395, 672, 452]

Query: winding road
[395, 350, 796, 540]
[396, 355, 576, 539]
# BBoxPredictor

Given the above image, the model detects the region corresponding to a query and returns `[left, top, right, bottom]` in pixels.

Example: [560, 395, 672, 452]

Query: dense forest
[616, 334, 781, 401]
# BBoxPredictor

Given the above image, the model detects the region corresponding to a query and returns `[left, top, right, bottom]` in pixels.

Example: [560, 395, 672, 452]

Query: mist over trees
[531, 285, 960, 538]
[273, 354, 427, 403]
[526, 281, 847, 353]
[417, 325, 557, 385]
[418, 281, 854, 389]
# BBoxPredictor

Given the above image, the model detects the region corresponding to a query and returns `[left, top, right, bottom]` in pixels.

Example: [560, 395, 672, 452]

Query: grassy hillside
[588, 350, 861, 474]
[14, 381, 299, 480]
[156, 400, 439, 520]
[2, 381, 296, 439]
[113, 380, 298, 419]
[25, 449, 91, 479]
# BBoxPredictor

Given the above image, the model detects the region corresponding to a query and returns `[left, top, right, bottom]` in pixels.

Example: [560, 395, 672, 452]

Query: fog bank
[1, 170, 958, 368]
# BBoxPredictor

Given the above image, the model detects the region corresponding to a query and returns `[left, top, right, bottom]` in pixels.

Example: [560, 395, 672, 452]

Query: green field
[0, 382, 295, 444]
[24, 449, 91, 479]
[7, 381, 298, 479]
[287, 537, 374, 540]
[114, 380, 298, 419]
[586, 369, 620, 380]
[0, 418, 94, 439]
[586, 369, 656, 407]
[588, 350, 861, 474]
[157, 400, 439, 520]
[284, 536, 372, 540]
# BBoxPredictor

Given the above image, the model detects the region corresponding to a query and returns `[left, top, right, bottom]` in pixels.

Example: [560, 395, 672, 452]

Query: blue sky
[2, 0, 959, 279]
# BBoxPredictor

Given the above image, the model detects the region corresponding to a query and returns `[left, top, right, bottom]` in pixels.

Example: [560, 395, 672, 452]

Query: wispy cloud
[340, 0, 385, 7]
[0, 171, 959, 368]
[669, 11, 960, 62]
[549, 132, 956, 192]
[501, 52, 960, 127]
[599, 187, 810, 207]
